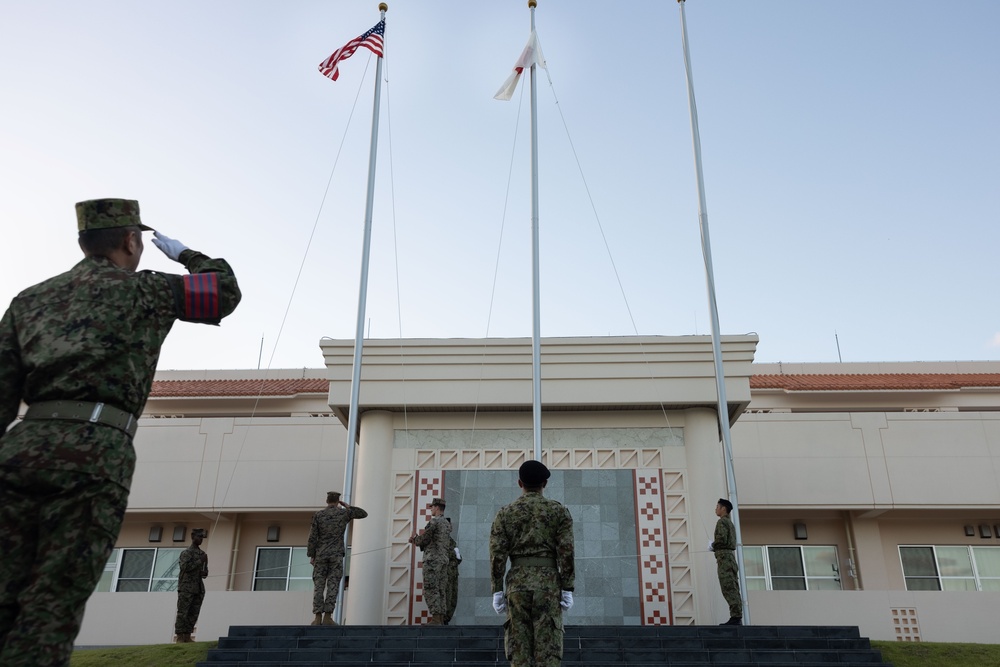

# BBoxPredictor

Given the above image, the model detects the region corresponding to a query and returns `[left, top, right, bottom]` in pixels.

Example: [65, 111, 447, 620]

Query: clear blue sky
[2, 1, 998, 370]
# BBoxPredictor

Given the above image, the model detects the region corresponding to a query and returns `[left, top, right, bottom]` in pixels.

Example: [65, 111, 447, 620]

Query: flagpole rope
[207, 52, 381, 538]
[536, 66, 676, 429]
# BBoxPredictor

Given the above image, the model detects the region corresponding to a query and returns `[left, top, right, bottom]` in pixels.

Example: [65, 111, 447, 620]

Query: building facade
[67, 337, 1000, 645]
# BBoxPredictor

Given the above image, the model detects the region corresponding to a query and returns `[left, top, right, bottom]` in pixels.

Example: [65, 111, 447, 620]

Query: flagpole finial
[379, 2, 387, 11]
[528, 0, 537, 8]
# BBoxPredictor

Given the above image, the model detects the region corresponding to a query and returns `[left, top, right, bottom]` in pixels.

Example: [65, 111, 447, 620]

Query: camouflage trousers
[716, 551, 743, 618]
[504, 589, 564, 667]
[0, 466, 128, 667]
[421, 558, 450, 619]
[174, 584, 205, 635]
[312, 557, 344, 614]
[444, 564, 459, 623]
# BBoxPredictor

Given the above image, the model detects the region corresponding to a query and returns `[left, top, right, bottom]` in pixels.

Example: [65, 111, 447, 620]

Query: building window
[253, 547, 313, 591]
[94, 547, 184, 592]
[744, 545, 841, 591]
[900, 546, 1000, 591]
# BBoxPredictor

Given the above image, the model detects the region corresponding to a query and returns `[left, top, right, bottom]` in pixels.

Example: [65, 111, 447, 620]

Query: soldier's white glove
[559, 590, 574, 611]
[707, 540, 715, 553]
[151, 231, 189, 262]
[492, 591, 506, 614]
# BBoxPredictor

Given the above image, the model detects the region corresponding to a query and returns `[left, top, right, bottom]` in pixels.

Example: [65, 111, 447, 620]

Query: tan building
[71, 336, 1000, 645]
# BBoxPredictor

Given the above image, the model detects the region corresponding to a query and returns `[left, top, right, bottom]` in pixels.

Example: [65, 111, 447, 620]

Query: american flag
[318, 19, 385, 82]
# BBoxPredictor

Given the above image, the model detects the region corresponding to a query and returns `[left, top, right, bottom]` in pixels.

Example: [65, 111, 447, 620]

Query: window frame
[899, 545, 1000, 592]
[252, 546, 313, 592]
[743, 544, 842, 591]
[95, 547, 185, 593]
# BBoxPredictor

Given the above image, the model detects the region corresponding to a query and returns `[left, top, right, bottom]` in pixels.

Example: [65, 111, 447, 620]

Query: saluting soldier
[711, 498, 743, 625]
[174, 528, 209, 642]
[409, 497, 452, 625]
[307, 491, 368, 625]
[0, 198, 241, 667]
[489, 460, 575, 667]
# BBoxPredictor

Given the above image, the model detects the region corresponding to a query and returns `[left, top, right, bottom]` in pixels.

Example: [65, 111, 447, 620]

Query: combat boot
[426, 616, 442, 626]
[310, 613, 323, 626]
[176, 633, 192, 643]
[322, 612, 338, 626]
[721, 616, 742, 626]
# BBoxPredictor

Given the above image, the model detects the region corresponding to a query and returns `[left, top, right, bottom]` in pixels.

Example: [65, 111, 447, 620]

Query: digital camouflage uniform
[307, 504, 368, 614]
[174, 538, 208, 636]
[444, 535, 460, 624]
[713, 514, 742, 619]
[411, 514, 452, 622]
[490, 491, 575, 667]
[0, 199, 240, 667]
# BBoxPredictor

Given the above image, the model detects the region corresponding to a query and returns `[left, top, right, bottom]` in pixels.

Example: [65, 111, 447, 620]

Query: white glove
[707, 540, 715, 552]
[559, 590, 574, 611]
[151, 231, 189, 262]
[454, 547, 462, 562]
[492, 591, 506, 614]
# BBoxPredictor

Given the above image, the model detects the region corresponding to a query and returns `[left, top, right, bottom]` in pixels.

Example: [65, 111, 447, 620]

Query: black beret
[519, 460, 551, 485]
[718, 498, 733, 512]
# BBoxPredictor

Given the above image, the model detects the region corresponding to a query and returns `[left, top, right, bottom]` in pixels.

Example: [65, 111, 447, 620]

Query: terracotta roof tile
[750, 374, 1000, 392]
[150, 378, 328, 398]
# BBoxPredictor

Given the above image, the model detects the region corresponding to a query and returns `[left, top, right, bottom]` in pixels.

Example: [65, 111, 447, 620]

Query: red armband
[183, 273, 220, 321]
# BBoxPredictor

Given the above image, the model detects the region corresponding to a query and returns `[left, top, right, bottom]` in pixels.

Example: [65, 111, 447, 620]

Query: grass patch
[872, 640, 1000, 667]
[71, 641, 215, 667]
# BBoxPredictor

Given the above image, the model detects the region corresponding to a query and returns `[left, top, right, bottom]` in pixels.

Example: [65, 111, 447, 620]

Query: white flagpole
[338, 1, 388, 624]
[677, 0, 750, 623]
[528, 0, 542, 462]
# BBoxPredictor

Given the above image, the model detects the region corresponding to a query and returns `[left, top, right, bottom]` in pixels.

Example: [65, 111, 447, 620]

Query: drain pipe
[843, 511, 861, 590]
[228, 513, 242, 591]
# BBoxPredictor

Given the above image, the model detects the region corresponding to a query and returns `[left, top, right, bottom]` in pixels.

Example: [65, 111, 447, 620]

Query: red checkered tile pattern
[634, 469, 673, 625]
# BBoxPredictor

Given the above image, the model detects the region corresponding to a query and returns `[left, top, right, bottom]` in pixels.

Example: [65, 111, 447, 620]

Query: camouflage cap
[76, 198, 153, 232]
[192, 528, 208, 538]
[430, 497, 446, 508]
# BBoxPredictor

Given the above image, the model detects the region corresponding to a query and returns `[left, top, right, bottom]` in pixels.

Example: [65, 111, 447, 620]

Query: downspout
[227, 513, 242, 591]
[843, 510, 861, 590]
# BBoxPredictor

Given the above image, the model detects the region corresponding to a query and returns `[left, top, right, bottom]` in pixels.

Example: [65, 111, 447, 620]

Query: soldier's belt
[24, 400, 138, 439]
[511, 557, 557, 568]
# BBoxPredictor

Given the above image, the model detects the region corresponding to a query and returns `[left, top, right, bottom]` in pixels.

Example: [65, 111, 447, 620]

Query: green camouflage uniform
[174, 543, 208, 635]
[0, 205, 240, 667]
[444, 535, 460, 624]
[307, 504, 368, 614]
[713, 515, 742, 619]
[411, 515, 452, 621]
[490, 491, 575, 667]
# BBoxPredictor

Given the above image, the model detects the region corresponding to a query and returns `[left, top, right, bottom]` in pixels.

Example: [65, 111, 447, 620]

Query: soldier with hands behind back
[174, 528, 209, 642]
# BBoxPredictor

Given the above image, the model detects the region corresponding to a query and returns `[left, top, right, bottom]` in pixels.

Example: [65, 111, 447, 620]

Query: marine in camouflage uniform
[307, 491, 368, 625]
[712, 498, 743, 625]
[174, 528, 209, 641]
[490, 461, 575, 667]
[0, 199, 241, 667]
[408, 497, 452, 625]
[444, 528, 461, 625]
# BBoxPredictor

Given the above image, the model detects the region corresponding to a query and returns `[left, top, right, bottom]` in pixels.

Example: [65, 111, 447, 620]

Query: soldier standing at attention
[489, 460, 575, 667]
[0, 198, 241, 667]
[307, 491, 368, 625]
[712, 498, 743, 625]
[408, 497, 451, 625]
[174, 528, 209, 643]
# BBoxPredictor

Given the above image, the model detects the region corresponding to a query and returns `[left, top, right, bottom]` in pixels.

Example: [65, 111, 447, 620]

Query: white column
[683, 407, 730, 624]
[344, 410, 394, 624]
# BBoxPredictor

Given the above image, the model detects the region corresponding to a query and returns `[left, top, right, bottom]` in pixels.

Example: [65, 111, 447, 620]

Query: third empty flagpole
[676, 0, 750, 623]
[528, 0, 542, 462]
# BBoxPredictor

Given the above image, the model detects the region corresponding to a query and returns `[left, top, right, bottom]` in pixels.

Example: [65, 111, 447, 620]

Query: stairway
[197, 624, 892, 667]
